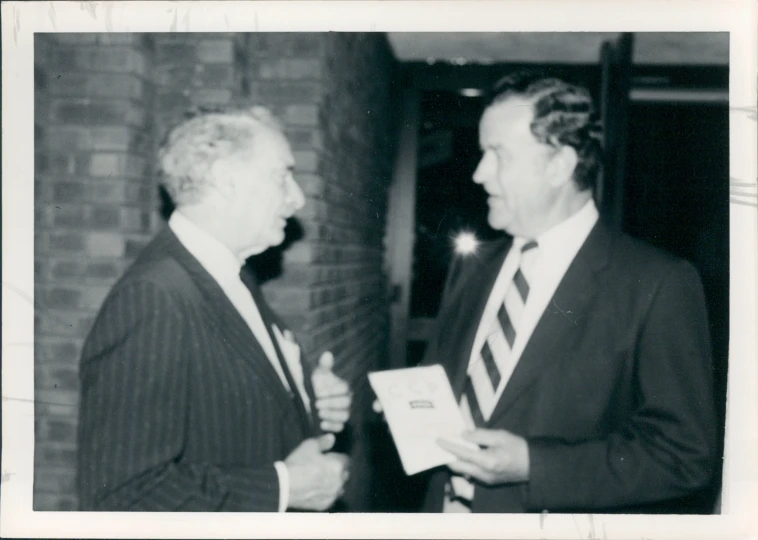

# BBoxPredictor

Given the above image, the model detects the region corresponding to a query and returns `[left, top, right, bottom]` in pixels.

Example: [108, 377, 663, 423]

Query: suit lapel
[156, 227, 299, 412]
[487, 222, 612, 425]
[247, 274, 316, 435]
[264, 301, 320, 429]
[445, 238, 513, 399]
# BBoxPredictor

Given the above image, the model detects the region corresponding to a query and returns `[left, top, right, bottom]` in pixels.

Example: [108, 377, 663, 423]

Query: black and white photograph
[2, 1, 756, 539]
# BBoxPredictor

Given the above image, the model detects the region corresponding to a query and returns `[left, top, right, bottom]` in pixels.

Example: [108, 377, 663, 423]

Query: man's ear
[208, 159, 236, 200]
[548, 145, 579, 187]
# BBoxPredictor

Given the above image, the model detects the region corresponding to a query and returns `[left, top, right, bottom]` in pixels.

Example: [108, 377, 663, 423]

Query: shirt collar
[168, 210, 243, 287]
[514, 197, 599, 256]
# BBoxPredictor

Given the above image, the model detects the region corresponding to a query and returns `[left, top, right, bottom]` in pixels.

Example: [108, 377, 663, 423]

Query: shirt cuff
[274, 461, 289, 512]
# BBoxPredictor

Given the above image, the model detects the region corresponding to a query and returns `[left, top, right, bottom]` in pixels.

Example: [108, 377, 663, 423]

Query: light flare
[454, 231, 479, 256]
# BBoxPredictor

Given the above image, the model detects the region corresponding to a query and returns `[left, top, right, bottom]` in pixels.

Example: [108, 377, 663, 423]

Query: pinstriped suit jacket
[77, 226, 316, 511]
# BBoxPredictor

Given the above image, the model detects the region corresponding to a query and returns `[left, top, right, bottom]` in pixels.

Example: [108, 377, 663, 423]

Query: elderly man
[421, 72, 717, 513]
[77, 106, 351, 512]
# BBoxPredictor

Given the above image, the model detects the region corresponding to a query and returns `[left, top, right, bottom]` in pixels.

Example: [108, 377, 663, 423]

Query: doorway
[624, 100, 730, 511]
[377, 59, 729, 512]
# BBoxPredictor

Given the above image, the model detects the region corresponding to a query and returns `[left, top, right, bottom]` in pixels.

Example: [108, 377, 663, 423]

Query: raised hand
[312, 351, 352, 433]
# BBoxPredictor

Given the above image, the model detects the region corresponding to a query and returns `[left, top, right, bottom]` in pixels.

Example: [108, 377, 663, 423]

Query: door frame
[382, 53, 722, 369]
[384, 88, 420, 369]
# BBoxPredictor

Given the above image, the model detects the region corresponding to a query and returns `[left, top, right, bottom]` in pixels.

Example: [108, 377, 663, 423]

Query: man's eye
[495, 148, 510, 162]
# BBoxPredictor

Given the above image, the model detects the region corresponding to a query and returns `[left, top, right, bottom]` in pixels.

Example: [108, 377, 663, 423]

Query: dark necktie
[239, 266, 315, 436]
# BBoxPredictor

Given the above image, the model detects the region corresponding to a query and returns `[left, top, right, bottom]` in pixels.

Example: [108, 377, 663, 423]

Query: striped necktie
[447, 240, 539, 508]
[462, 239, 539, 426]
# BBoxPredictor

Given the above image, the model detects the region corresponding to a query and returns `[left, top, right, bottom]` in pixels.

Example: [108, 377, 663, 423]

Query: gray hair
[158, 105, 284, 206]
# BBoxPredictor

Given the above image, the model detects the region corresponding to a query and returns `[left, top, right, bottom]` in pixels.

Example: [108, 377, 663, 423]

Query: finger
[325, 453, 351, 476]
[315, 395, 352, 410]
[314, 373, 347, 389]
[372, 400, 383, 413]
[318, 351, 335, 371]
[443, 447, 497, 473]
[447, 460, 490, 483]
[462, 428, 510, 447]
[316, 433, 336, 452]
[313, 382, 351, 399]
[320, 420, 345, 432]
[437, 438, 484, 462]
[318, 409, 350, 423]
[326, 452, 351, 467]
[318, 409, 350, 424]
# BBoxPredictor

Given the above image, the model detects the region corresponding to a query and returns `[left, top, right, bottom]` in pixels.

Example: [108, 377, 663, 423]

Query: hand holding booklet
[369, 364, 478, 476]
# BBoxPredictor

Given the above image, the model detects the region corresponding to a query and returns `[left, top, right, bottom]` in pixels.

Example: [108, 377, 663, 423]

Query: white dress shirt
[169, 210, 309, 512]
[444, 198, 599, 514]
[467, 198, 599, 404]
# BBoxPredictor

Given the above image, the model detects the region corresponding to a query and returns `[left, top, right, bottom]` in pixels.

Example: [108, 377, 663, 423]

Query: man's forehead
[252, 123, 284, 145]
[483, 97, 534, 124]
[250, 126, 292, 157]
[479, 97, 536, 141]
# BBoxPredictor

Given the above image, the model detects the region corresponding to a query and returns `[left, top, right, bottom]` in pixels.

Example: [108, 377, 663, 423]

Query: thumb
[316, 433, 336, 452]
[318, 351, 335, 371]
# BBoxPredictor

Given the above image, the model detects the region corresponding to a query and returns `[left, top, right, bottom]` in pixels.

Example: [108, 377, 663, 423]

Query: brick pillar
[245, 33, 398, 511]
[316, 33, 397, 511]
[244, 33, 327, 335]
[33, 33, 156, 510]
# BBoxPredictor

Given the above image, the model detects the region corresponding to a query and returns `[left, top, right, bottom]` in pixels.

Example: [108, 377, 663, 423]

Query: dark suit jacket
[421, 221, 717, 513]
[77, 226, 317, 511]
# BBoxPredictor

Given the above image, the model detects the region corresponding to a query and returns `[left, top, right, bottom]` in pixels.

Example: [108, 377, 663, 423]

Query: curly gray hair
[158, 105, 284, 206]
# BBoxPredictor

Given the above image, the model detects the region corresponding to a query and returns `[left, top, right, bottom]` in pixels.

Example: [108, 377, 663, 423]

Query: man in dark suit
[423, 73, 718, 513]
[77, 106, 352, 511]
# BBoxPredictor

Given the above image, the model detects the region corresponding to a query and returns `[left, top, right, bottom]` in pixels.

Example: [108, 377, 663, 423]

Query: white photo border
[2, 1, 756, 538]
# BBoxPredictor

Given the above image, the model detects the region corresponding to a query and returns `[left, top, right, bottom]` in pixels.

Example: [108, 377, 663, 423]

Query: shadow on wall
[250, 220, 305, 284]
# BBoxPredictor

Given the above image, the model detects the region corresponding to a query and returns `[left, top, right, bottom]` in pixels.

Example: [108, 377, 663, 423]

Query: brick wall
[248, 33, 398, 510]
[33, 33, 157, 510]
[314, 34, 397, 509]
[153, 34, 244, 143]
[33, 33, 398, 511]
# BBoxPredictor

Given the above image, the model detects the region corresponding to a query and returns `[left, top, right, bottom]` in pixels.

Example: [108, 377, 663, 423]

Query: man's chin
[241, 237, 282, 259]
[271, 227, 286, 245]
[487, 212, 511, 233]
[240, 245, 269, 259]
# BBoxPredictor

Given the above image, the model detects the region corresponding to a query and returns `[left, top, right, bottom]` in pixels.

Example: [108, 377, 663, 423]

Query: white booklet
[368, 364, 478, 476]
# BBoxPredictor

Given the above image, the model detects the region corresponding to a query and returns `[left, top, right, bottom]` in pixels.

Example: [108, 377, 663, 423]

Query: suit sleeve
[77, 281, 281, 511]
[524, 260, 718, 511]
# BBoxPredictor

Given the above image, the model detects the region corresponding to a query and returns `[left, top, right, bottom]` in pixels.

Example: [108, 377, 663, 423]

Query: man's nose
[287, 176, 306, 210]
[472, 159, 486, 184]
